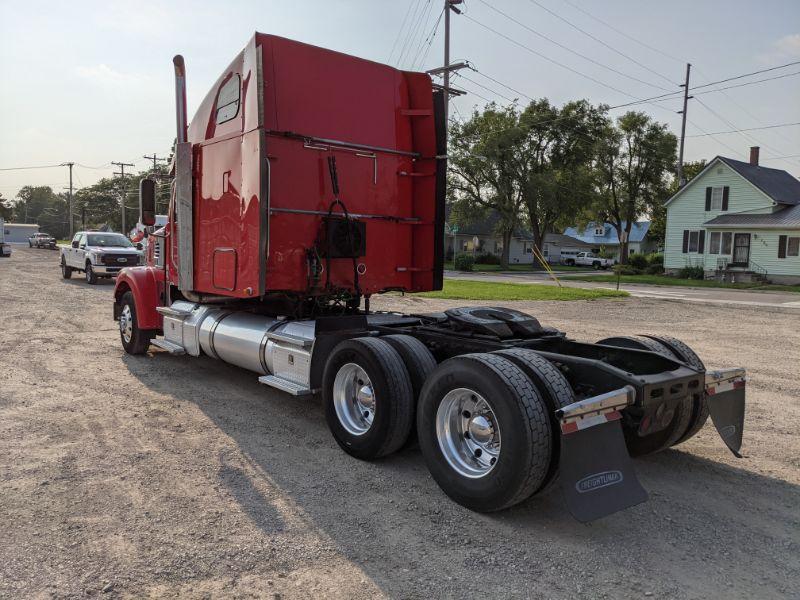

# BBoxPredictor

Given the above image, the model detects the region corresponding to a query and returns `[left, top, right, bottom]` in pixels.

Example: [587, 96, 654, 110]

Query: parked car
[29, 232, 56, 249]
[565, 252, 613, 269]
[59, 231, 143, 284]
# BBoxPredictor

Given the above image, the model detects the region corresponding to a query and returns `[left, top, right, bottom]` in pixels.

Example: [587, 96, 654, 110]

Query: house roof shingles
[563, 221, 650, 245]
[704, 203, 800, 229]
[718, 157, 800, 206]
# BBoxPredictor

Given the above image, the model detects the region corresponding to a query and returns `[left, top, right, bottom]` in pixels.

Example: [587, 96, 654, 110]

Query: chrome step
[258, 375, 313, 396]
[156, 306, 192, 318]
[151, 338, 187, 355]
[265, 331, 313, 348]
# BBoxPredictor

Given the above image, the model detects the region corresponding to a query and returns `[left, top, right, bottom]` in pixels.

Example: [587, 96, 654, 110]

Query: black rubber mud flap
[557, 388, 648, 522]
[705, 369, 746, 458]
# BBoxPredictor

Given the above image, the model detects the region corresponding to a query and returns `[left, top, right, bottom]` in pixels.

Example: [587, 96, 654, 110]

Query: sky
[1, 0, 798, 202]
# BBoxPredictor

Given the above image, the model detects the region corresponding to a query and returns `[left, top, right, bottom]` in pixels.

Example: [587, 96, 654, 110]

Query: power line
[397, 0, 432, 68]
[470, 67, 534, 101]
[462, 13, 643, 101]
[387, 0, 417, 64]
[685, 122, 800, 138]
[457, 73, 517, 103]
[691, 61, 800, 90]
[409, 4, 442, 69]
[560, 0, 686, 65]
[524, 0, 678, 87]
[412, 7, 446, 69]
[0, 164, 63, 171]
[474, 0, 675, 92]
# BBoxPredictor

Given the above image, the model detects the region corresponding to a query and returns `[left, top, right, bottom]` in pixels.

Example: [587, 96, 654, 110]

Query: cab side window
[215, 74, 241, 125]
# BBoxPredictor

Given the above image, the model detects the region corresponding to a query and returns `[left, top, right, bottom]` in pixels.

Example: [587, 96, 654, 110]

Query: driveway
[2, 247, 799, 599]
[444, 270, 800, 310]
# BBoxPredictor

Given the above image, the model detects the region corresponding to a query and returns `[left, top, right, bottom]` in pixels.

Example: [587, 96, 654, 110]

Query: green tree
[516, 99, 608, 255]
[594, 112, 677, 263]
[649, 159, 707, 247]
[0, 193, 12, 220]
[448, 103, 526, 268]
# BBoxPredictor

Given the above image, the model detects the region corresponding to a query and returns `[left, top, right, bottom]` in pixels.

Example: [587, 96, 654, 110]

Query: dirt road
[1, 247, 798, 599]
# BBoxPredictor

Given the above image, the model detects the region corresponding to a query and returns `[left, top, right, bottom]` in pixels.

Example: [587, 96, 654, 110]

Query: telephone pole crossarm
[111, 161, 135, 234]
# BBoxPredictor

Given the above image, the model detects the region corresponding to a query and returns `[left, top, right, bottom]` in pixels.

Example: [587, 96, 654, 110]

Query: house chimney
[749, 146, 760, 166]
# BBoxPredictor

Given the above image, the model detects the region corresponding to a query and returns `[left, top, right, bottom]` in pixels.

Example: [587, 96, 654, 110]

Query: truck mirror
[136, 242, 144, 250]
[71, 240, 79, 248]
[139, 178, 157, 227]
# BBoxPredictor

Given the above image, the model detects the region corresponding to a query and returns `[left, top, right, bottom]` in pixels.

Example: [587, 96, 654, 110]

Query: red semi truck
[114, 33, 746, 521]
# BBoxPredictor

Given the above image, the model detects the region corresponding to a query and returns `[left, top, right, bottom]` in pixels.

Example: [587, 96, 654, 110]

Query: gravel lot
[1, 246, 798, 599]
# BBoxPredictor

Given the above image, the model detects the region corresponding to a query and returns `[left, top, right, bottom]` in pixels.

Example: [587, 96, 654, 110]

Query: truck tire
[323, 337, 414, 460]
[596, 335, 691, 456]
[29, 240, 32, 247]
[60, 256, 72, 279]
[118, 291, 153, 355]
[417, 353, 552, 512]
[644, 335, 709, 447]
[382, 334, 437, 447]
[85, 262, 98, 285]
[592, 261, 601, 270]
[492, 348, 574, 491]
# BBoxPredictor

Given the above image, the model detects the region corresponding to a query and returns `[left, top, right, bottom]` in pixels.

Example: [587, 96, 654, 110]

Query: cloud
[75, 64, 144, 86]
[759, 33, 800, 63]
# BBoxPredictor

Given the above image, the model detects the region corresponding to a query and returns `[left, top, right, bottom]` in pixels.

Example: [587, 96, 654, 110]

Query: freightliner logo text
[575, 470, 623, 493]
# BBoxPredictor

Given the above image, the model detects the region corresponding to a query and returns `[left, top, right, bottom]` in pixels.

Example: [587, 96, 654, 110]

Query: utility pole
[143, 154, 167, 173]
[443, 0, 464, 123]
[61, 162, 74, 237]
[677, 63, 693, 187]
[112, 161, 134, 234]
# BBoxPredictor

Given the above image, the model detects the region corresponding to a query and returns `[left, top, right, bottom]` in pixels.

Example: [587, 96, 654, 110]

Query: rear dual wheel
[597, 335, 706, 455]
[417, 353, 554, 512]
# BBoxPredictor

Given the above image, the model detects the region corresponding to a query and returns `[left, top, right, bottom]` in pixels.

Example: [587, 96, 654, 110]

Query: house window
[594, 226, 604, 236]
[683, 230, 706, 254]
[215, 74, 241, 124]
[721, 232, 732, 254]
[688, 231, 699, 253]
[709, 232, 721, 254]
[494, 241, 503, 254]
[710, 187, 724, 210]
[789, 237, 800, 257]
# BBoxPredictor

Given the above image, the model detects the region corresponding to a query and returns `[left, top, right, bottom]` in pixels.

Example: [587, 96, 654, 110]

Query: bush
[454, 253, 475, 272]
[627, 253, 649, 270]
[678, 265, 704, 280]
[646, 263, 665, 275]
[646, 252, 664, 266]
[474, 252, 501, 265]
[614, 264, 642, 275]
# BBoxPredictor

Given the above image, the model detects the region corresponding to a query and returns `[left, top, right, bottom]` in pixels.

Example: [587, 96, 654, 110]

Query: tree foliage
[593, 111, 677, 263]
[649, 159, 707, 247]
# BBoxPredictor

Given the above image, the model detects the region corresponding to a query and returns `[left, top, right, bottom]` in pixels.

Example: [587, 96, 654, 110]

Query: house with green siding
[664, 147, 800, 284]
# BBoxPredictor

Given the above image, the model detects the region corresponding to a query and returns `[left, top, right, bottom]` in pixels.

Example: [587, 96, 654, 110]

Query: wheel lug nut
[474, 448, 482, 458]
[464, 432, 470, 439]
[462, 410, 471, 418]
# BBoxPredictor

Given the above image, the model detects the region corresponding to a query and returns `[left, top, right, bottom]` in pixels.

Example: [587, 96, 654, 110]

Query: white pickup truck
[0, 219, 10, 258]
[565, 251, 613, 270]
[60, 231, 143, 284]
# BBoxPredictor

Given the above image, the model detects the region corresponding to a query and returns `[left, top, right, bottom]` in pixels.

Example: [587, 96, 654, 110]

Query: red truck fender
[113, 266, 164, 330]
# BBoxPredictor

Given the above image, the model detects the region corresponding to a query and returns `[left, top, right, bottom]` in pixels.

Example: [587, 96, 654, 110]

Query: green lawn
[562, 274, 800, 293]
[444, 262, 586, 272]
[417, 279, 629, 301]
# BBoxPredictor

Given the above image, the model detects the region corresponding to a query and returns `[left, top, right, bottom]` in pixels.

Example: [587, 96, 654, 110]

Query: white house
[445, 207, 536, 264]
[664, 147, 800, 284]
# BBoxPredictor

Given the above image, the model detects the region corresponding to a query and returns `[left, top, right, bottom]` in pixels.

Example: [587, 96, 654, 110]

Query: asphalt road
[2, 247, 799, 599]
[444, 270, 800, 310]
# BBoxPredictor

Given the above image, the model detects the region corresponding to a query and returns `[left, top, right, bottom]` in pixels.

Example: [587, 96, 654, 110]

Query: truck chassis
[115, 299, 746, 521]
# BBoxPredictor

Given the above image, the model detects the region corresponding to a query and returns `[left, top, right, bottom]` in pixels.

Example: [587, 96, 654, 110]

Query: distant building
[1, 222, 39, 244]
[562, 221, 656, 260]
[445, 207, 536, 264]
[541, 233, 596, 264]
[663, 147, 800, 284]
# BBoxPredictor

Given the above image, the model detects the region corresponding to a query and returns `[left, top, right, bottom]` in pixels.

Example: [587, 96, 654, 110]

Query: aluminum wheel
[333, 363, 376, 436]
[119, 304, 133, 344]
[436, 388, 501, 479]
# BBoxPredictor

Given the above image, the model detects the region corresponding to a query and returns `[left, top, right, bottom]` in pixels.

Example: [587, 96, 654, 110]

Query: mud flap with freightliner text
[705, 368, 747, 458]
[556, 386, 648, 523]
